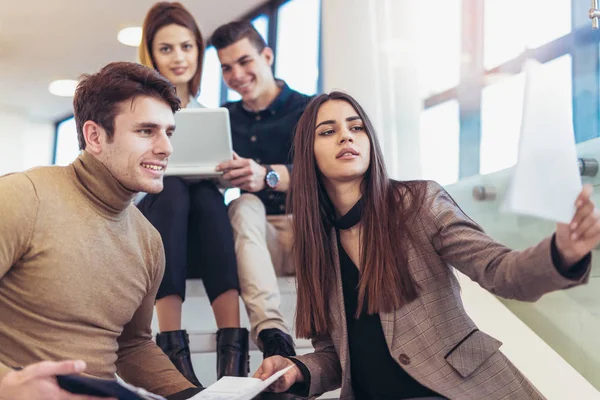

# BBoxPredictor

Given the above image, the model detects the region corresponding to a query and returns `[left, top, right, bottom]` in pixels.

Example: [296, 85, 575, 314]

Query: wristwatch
[264, 165, 280, 189]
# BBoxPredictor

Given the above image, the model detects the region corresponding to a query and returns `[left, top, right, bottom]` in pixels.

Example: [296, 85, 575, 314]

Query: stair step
[185, 277, 298, 298]
[187, 330, 312, 354]
[152, 278, 339, 398]
[152, 278, 310, 353]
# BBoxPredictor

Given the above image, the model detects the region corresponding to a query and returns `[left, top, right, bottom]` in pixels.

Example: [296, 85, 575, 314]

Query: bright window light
[48, 80, 78, 97]
[118, 27, 142, 47]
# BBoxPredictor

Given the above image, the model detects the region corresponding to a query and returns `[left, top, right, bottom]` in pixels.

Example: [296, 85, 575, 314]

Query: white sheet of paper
[501, 59, 582, 224]
[190, 365, 294, 400]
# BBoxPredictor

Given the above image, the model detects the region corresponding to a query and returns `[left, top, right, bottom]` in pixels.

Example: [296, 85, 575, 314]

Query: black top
[223, 80, 312, 215]
[334, 199, 442, 400]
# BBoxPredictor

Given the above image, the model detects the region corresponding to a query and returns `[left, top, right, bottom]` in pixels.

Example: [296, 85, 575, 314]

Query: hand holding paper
[555, 184, 600, 267]
[502, 59, 600, 267]
[191, 365, 295, 400]
[253, 356, 302, 393]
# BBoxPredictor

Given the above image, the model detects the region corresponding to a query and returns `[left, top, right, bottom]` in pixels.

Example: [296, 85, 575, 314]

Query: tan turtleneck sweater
[0, 152, 194, 396]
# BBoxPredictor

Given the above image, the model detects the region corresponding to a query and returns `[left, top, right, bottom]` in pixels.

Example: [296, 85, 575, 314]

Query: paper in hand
[502, 59, 582, 223]
[190, 365, 294, 400]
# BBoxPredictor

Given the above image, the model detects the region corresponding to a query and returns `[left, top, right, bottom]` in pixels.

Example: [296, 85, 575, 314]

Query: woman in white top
[136, 1, 247, 385]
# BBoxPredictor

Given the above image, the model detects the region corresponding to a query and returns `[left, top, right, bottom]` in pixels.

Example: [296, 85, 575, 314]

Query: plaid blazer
[294, 181, 590, 400]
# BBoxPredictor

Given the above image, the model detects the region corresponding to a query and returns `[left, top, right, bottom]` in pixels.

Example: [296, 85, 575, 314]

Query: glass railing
[444, 137, 600, 390]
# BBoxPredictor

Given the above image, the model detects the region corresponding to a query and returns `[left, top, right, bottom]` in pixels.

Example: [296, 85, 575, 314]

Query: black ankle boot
[216, 328, 250, 379]
[259, 328, 296, 358]
[156, 330, 202, 387]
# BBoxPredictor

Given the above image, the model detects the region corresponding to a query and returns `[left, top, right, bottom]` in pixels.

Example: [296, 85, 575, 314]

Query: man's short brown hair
[208, 20, 267, 53]
[73, 61, 181, 150]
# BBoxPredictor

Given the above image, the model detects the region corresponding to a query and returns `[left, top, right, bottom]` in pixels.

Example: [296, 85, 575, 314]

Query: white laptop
[165, 107, 233, 182]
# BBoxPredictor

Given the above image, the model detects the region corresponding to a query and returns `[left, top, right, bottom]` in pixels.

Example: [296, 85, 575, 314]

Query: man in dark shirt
[210, 21, 312, 359]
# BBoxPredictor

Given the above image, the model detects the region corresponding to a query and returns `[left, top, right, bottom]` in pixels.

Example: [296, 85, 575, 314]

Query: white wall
[321, 0, 422, 180]
[0, 110, 54, 175]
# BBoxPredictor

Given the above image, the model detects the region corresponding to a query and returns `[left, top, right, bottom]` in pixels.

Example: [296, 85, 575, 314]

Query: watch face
[266, 171, 280, 188]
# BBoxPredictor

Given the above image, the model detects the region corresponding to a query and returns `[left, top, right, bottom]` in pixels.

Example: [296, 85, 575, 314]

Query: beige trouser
[228, 194, 294, 348]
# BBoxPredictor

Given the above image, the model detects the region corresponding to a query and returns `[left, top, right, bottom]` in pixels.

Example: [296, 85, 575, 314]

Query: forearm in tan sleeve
[115, 245, 195, 396]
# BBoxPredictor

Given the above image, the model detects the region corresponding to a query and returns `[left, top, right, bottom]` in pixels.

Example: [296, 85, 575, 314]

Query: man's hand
[556, 184, 600, 267]
[216, 152, 266, 192]
[0, 360, 116, 400]
[252, 356, 302, 393]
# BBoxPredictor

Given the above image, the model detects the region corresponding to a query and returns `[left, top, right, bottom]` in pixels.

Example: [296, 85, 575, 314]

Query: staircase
[151, 277, 339, 397]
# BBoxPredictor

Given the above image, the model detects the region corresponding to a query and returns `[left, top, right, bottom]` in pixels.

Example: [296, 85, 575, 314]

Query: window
[484, 0, 571, 70]
[480, 54, 572, 175]
[480, 72, 525, 175]
[252, 14, 269, 42]
[54, 117, 80, 166]
[226, 14, 270, 102]
[275, 0, 321, 95]
[417, 0, 461, 98]
[419, 100, 460, 185]
[198, 47, 222, 107]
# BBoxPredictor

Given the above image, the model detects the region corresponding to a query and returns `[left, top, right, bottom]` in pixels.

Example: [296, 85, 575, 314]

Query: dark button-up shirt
[223, 80, 312, 215]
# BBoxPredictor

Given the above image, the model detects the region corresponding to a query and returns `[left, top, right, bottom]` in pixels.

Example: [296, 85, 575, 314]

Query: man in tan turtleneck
[0, 62, 202, 399]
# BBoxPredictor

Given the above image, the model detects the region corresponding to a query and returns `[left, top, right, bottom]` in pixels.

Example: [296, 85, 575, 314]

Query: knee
[228, 194, 266, 220]
[142, 177, 189, 216]
[161, 177, 189, 200]
[190, 181, 224, 209]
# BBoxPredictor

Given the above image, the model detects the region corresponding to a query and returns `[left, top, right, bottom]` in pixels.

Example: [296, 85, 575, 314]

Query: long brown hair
[138, 2, 205, 97]
[288, 91, 425, 338]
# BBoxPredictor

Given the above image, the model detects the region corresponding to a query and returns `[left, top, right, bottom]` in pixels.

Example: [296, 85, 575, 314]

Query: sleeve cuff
[551, 233, 591, 280]
[286, 357, 311, 397]
[285, 164, 293, 175]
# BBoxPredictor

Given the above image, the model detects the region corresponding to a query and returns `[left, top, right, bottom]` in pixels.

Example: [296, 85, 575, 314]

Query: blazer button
[398, 354, 411, 366]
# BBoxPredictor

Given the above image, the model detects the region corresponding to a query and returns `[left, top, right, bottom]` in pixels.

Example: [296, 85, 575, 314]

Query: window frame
[425, 0, 598, 179]
[53, 114, 77, 165]
[218, 0, 323, 104]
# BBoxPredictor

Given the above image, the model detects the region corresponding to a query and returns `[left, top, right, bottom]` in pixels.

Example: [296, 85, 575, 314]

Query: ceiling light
[118, 27, 142, 47]
[48, 80, 78, 97]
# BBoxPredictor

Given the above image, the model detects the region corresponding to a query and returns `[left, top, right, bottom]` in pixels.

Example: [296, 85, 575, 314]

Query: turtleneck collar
[333, 197, 364, 230]
[71, 151, 137, 220]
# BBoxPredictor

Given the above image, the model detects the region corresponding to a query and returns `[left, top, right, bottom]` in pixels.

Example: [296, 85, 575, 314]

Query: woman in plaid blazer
[253, 91, 596, 400]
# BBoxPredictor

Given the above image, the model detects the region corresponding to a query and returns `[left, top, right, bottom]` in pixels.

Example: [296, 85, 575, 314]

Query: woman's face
[151, 24, 198, 88]
[313, 100, 371, 184]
